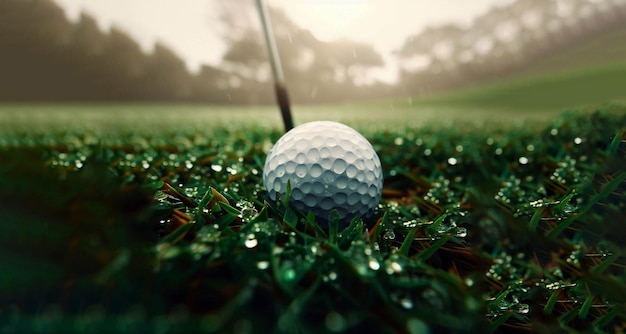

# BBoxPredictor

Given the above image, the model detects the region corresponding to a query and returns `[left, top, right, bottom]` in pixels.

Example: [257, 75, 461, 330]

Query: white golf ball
[263, 121, 383, 225]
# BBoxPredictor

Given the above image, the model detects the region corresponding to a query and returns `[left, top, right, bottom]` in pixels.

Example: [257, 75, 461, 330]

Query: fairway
[0, 101, 590, 134]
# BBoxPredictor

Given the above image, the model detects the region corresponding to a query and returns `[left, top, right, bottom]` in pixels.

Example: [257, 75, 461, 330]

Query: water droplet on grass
[518, 304, 530, 314]
[240, 207, 258, 222]
[368, 259, 380, 271]
[387, 261, 403, 274]
[400, 297, 414, 309]
[257, 261, 269, 270]
[244, 234, 258, 248]
[383, 230, 396, 240]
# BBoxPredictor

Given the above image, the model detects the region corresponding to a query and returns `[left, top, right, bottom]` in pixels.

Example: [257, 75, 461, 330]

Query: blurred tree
[142, 42, 194, 100]
[222, 31, 268, 82]
[396, 0, 626, 97]
[100, 27, 147, 99]
[217, 4, 386, 103]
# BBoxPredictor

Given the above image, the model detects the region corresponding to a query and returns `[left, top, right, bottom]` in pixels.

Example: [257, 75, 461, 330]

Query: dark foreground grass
[0, 105, 625, 333]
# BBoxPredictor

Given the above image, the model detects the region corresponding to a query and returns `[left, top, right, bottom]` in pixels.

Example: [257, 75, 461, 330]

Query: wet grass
[0, 103, 625, 333]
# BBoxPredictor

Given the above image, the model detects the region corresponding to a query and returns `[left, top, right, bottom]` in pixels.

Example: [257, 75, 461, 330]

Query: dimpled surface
[263, 121, 383, 225]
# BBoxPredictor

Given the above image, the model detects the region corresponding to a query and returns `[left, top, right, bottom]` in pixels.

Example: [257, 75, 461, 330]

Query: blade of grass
[590, 253, 619, 274]
[488, 311, 514, 333]
[547, 170, 626, 237]
[558, 305, 580, 327]
[283, 206, 298, 229]
[606, 130, 624, 154]
[544, 290, 559, 315]
[328, 210, 339, 245]
[528, 207, 543, 231]
[578, 294, 594, 319]
[218, 201, 242, 216]
[159, 221, 195, 245]
[593, 308, 619, 331]
[369, 210, 389, 241]
[399, 227, 418, 256]
[417, 235, 452, 261]
[305, 211, 327, 238]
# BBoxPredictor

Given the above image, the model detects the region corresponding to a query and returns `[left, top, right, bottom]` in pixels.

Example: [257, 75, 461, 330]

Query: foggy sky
[51, 0, 513, 83]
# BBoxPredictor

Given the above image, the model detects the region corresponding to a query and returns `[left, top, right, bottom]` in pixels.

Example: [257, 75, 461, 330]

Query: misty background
[1, 0, 625, 105]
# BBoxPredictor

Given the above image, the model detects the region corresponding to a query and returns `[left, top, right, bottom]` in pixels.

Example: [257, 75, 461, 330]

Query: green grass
[521, 25, 626, 77]
[0, 103, 625, 333]
[411, 62, 626, 111]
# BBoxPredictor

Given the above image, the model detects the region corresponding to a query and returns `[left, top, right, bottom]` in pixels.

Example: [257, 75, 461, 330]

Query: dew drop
[211, 164, 223, 172]
[455, 227, 468, 238]
[240, 207, 258, 222]
[244, 234, 258, 248]
[389, 261, 403, 274]
[519, 156, 529, 165]
[448, 157, 458, 165]
[518, 304, 530, 314]
[257, 261, 269, 270]
[400, 298, 414, 309]
[498, 300, 511, 310]
[368, 259, 380, 271]
[383, 230, 396, 240]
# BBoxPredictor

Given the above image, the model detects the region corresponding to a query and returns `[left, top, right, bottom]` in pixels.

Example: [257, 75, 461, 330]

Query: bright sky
[52, 0, 513, 83]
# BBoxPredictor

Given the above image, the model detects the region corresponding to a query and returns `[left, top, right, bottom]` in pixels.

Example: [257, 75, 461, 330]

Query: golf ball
[263, 121, 383, 225]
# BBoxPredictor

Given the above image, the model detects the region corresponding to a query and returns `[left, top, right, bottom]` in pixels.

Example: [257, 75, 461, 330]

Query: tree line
[0, 0, 392, 104]
[395, 0, 626, 94]
[1, 0, 624, 104]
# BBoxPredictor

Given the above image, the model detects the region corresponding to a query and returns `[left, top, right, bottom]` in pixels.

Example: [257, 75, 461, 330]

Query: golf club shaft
[255, 0, 294, 132]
